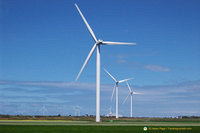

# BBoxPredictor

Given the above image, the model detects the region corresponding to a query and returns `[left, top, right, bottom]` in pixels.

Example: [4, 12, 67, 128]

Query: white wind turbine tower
[104, 69, 133, 119]
[75, 4, 136, 122]
[123, 82, 141, 117]
[41, 105, 48, 116]
[73, 106, 81, 116]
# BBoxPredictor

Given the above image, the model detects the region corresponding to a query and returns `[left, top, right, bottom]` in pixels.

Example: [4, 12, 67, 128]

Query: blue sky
[0, 0, 200, 117]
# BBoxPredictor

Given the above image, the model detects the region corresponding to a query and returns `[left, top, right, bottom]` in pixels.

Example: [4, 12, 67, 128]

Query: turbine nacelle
[97, 39, 103, 44]
[130, 91, 133, 95]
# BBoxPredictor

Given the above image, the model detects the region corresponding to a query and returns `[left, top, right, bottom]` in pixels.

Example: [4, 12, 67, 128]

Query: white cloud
[0, 80, 95, 91]
[0, 80, 200, 117]
[144, 65, 170, 72]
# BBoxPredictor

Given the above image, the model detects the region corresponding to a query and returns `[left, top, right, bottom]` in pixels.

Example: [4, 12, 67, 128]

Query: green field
[0, 120, 200, 126]
[0, 125, 200, 133]
[0, 120, 200, 133]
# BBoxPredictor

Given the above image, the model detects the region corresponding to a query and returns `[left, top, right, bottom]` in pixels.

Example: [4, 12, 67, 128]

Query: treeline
[0, 114, 95, 121]
[0, 114, 200, 121]
[181, 116, 200, 118]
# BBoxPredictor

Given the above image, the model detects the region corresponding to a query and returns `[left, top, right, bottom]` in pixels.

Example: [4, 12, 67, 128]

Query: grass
[0, 119, 200, 133]
[0, 125, 200, 133]
[0, 120, 200, 126]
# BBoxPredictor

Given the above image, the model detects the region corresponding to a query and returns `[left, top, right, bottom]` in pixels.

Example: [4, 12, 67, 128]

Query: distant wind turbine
[75, 4, 136, 122]
[40, 105, 48, 116]
[73, 106, 81, 116]
[104, 69, 133, 119]
[123, 82, 142, 117]
[107, 106, 113, 117]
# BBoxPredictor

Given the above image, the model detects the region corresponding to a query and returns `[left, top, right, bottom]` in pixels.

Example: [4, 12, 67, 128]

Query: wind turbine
[108, 107, 113, 117]
[75, 4, 136, 122]
[41, 104, 48, 116]
[104, 69, 133, 119]
[123, 82, 141, 117]
[73, 106, 81, 116]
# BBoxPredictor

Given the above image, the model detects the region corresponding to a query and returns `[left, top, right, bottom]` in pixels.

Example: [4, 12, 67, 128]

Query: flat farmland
[0, 120, 200, 133]
[0, 120, 200, 126]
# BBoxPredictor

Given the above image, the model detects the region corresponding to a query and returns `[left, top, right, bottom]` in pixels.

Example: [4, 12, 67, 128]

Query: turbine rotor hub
[98, 39, 103, 44]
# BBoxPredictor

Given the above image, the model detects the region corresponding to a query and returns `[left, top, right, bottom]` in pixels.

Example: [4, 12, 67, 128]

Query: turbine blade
[123, 93, 131, 104]
[104, 69, 117, 82]
[126, 82, 132, 93]
[118, 78, 133, 83]
[75, 4, 97, 42]
[111, 84, 116, 101]
[102, 41, 136, 45]
[76, 43, 97, 81]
